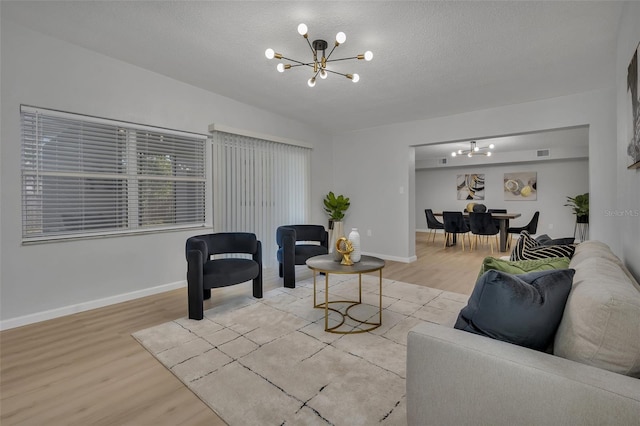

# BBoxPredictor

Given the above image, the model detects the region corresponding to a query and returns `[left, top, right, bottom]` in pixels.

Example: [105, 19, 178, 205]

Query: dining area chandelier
[451, 141, 495, 157]
[265, 23, 373, 87]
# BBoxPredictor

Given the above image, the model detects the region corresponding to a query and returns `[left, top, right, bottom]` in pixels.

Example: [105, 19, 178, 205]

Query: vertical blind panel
[212, 131, 311, 268]
[21, 107, 206, 240]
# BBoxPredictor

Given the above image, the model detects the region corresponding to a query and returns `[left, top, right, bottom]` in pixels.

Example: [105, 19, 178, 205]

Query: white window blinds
[212, 131, 311, 267]
[21, 106, 206, 242]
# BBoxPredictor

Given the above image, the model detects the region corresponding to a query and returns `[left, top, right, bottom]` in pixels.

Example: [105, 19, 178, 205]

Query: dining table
[433, 211, 521, 252]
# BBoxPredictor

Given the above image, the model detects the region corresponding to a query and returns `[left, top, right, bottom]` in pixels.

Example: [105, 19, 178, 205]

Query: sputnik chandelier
[264, 23, 373, 87]
[451, 141, 495, 158]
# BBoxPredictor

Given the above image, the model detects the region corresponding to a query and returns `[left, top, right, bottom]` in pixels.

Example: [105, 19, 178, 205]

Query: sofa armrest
[406, 322, 640, 426]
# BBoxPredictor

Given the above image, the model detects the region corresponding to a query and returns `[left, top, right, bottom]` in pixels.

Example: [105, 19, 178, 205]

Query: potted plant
[565, 192, 589, 223]
[323, 192, 350, 260]
[323, 191, 350, 229]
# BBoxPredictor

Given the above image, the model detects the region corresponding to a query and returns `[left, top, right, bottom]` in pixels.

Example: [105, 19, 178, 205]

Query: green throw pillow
[478, 256, 571, 279]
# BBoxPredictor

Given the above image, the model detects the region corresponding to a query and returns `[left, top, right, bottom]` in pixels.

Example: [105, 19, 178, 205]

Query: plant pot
[577, 215, 589, 224]
[329, 221, 345, 261]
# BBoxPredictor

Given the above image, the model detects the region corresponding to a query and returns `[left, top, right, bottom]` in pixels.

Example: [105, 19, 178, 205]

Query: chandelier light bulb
[468, 153, 472, 158]
[308, 77, 316, 87]
[364, 51, 373, 61]
[297, 23, 308, 36]
[487, 152, 492, 156]
[319, 69, 328, 79]
[451, 152, 457, 157]
[336, 32, 346, 44]
[458, 149, 463, 154]
[265, 48, 275, 60]
[277, 63, 285, 73]
[489, 143, 495, 149]
[351, 73, 360, 83]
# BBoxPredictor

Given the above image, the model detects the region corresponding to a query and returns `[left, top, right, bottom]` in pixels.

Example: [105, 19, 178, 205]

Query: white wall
[333, 88, 618, 263]
[0, 21, 333, 327]
[415, 159, 589, 238]
[616, 2, 640, 278]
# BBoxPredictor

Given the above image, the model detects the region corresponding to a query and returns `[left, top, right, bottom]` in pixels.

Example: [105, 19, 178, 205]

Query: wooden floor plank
[0, 232, 494, 425]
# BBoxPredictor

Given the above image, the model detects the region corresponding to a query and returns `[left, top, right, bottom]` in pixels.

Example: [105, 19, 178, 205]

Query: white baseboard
[0, 281, 186, 331]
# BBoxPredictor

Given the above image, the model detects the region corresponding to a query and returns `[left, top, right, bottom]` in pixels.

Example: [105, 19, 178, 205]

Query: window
[21, 106, 206, 242]
[212, 130, 311, 267]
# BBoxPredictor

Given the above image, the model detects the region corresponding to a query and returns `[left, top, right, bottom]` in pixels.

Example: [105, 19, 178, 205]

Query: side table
[306, 254, 386, 334]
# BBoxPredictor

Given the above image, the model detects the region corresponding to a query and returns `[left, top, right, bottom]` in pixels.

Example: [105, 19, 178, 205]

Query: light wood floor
[0, 231, 497, 425]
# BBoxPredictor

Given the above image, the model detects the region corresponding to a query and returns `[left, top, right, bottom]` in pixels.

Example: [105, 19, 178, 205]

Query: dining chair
[425, 209, 445, 243]
[468, 212, 500, 253]
[507, 211, 540, 248]
[488, 208, 507, 232]
[442, 211, 471, 251]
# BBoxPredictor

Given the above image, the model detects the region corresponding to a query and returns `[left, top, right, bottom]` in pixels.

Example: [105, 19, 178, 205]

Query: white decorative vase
[331, 221, 345, 261]
[349, 228, 361, 263]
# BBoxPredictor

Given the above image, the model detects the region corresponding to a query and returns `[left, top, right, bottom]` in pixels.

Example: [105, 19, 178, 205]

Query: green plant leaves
[564, 193, 589, 216]
[323, 191, 350, 221]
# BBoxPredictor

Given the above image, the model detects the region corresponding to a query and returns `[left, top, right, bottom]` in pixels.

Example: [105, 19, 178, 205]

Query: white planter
[330, 221, 345, 261]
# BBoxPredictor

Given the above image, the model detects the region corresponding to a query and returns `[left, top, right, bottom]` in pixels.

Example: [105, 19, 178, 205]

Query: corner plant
[564, 193, 589, 218]
[323, 191, 350, 222]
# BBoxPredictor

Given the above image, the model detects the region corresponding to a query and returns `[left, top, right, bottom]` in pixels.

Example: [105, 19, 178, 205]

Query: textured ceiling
[2, 1, 622, 148]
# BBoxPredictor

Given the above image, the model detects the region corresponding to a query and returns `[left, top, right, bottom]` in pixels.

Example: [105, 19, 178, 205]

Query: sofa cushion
[570, 241, 640, 292]
[554, 256, 640, 378]
[478, 256, 570, 278]
[510, 231, 576, 261]
[455, 268, 575, 351]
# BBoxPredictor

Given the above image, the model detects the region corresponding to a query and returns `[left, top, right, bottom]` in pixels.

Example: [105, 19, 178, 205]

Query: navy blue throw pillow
[454, 268, 575, 351]
[536, 234, 576, 246]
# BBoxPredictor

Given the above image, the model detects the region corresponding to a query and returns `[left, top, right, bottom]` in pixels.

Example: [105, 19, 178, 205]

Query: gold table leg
[310, 263, 384, 334]
[379, 269, 383, 324]
[325, 271, 329, 331]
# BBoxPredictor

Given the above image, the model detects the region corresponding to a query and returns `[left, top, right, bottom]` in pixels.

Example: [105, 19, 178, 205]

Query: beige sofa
[406, 241, 640, 425]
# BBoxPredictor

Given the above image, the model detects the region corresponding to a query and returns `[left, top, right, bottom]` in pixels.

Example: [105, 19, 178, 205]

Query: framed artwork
[457, 174, 485, 200]
[627, 41, 640, 169]
[504, 172, 537, 201]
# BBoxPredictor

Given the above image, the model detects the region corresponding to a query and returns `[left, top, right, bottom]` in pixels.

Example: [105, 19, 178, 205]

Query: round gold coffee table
[306, 254, 385, 334]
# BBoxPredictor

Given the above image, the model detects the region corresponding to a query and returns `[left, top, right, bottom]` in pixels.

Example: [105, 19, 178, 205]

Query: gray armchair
[276, 225, 328, 288]
[186, 232, 262, 320]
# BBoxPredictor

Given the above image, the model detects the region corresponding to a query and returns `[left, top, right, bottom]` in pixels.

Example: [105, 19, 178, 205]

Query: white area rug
[133, 274, 468, 425]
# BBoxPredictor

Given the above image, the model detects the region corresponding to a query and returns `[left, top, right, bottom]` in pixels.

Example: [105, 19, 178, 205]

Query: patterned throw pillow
[510, 231, 576, 261]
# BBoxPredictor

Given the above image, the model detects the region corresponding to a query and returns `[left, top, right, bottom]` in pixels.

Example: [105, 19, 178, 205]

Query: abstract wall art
[457, 174, 485, 200]
[504, 172, 537, 201]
